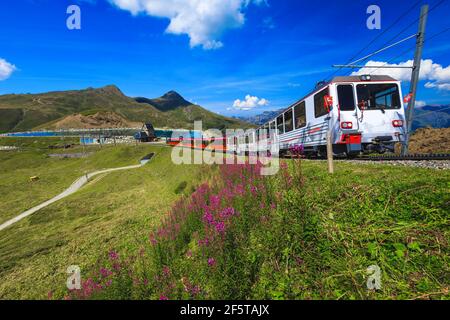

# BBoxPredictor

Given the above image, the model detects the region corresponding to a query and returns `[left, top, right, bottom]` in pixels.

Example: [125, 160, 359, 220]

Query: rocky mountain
[0, 85, 251, 132]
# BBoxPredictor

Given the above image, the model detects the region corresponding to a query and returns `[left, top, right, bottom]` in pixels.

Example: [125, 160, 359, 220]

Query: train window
[270, 121, 276, 132]
[294, 101, 306, 129]
[264, 124, 270, 138]
[356, 84, 401, 110]
[277, 115, 284, 134]
[314, 87, 330, 118]
[337, 85, 355, 111]
[284, 109, 294, 132]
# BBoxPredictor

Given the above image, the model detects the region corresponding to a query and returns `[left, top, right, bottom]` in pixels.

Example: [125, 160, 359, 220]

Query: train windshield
[356, 83, 401, 110]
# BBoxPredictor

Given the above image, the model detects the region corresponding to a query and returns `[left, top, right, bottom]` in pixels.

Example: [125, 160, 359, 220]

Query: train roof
[330, 75, 398, 83]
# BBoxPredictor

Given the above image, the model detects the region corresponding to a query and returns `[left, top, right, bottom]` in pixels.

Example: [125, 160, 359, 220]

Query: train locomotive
[228, 75, 407, 158]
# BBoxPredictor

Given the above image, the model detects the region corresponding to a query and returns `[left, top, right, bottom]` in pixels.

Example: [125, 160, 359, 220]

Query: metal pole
[402, 5, 429, 156]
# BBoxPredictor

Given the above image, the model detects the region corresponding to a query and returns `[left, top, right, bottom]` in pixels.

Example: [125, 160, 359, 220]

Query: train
[167, 75, 407, 158]
[228, 75, 407, 157]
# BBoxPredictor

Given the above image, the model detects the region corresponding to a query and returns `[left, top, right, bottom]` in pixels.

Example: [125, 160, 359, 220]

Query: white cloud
[415, 100, 427, 108]
[424, 82, 450, 91]
[0, 58, 16, 81]
[351, 59, 450, 90]
[110, 0, 267, 50]
[232, 94, 269, 110]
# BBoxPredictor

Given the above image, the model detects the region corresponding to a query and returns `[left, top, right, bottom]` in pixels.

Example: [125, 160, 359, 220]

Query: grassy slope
[0, 139, 448, 300]
[0, 137, 151, 224]
[0, 140, 208, 299]
[287, 161, 449, 299]
[86, 159, 449, 300]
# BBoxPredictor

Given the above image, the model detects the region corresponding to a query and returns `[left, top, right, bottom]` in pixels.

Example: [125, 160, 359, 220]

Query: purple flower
[203, 211, 214, 224]
[220, 207, 235, 218]
[159, 295, 169, 300]
[162, 266, 171, 277]
[99, 268, 112, 278]
[208, 257, 216, 267]
[215, 221, 226, 233]
[109, 250, 119, 260]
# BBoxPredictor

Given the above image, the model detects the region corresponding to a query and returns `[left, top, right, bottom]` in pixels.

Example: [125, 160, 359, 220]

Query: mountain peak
[162, 90, 184, 99]
[96, 85, 124, 96]
[135, 90, 193, 112]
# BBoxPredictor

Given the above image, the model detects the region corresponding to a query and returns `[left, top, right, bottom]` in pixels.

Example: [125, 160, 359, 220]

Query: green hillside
[0, 85, 251, 132]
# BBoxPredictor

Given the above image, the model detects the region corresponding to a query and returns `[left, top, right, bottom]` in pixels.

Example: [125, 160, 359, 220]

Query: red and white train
[227, 75, 407, 157]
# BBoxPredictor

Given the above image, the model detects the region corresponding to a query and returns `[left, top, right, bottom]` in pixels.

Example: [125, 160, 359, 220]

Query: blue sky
[0, 0, 449, 116]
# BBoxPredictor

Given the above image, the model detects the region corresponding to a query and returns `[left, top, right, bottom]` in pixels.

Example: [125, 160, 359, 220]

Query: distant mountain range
[413, 105, 450, 130]
[234, 109, 285, 126]
[0, 86, 251, 133]
[237, 105, 450, 131]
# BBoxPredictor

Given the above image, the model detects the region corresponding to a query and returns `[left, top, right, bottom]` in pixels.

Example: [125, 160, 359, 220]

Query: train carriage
[231, 75, 407, 157]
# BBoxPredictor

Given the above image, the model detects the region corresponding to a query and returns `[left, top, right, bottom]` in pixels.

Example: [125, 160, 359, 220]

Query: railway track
[345, 153, 450, 161]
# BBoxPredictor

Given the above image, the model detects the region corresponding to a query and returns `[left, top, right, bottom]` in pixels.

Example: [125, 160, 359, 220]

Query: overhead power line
[325, 0, 424, 80]
[333, 33, 418, 69]
[366, 25, 450, 76]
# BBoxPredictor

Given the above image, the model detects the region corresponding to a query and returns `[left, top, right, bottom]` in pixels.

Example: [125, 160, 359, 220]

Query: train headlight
[392, 120, 404, 127]
[341, 122, 353, 129]
[360, 75, 372, 81]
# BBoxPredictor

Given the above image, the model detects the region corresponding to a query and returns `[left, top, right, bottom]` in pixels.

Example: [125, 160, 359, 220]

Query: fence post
[326, 130, 334, 174]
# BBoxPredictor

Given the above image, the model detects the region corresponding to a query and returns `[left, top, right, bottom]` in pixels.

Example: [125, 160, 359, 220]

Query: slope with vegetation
[407, 127, 450, 154]
[62, 158, 449, 300]
[0, 86, 251, 132]
[0, 138, 210, 299]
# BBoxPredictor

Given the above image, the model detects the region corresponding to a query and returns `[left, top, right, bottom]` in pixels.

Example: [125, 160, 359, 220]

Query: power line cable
[344, 0, 447, 76]
[365, 25, 450, 76]
[325, 0, 423, 80]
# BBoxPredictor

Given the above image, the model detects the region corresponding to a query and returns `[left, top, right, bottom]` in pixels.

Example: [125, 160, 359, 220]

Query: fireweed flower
[99, 268, 112, 278]
[208, 258, 216, 267]
[203, 211, 214, 225]
[162, 266, 171, 277]
[215, 221, 226, 234]
[109, 250, 119, 260]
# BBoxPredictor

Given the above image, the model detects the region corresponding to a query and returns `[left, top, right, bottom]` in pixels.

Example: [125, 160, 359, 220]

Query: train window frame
[277, 115, 285, 134]
[264, 124, 270, 139]
[356, 83, 401, 110]
[337, 84, 356, 111]
[284, 108, 294, 132]
[294, 101, 307, 129]
[314, 87, 330, 118]
[270, 121, 276, 134]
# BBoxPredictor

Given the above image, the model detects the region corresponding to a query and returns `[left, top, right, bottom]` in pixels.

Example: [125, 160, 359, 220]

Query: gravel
[342, 160, 450, 170]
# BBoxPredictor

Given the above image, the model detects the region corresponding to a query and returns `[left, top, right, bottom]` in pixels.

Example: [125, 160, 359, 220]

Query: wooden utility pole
[402, 5, 429, 155]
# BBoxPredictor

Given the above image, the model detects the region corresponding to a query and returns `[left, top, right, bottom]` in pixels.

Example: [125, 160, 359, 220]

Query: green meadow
[0, 138, 209, 299]
[0, 137, 448, 300]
